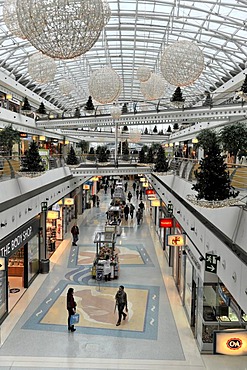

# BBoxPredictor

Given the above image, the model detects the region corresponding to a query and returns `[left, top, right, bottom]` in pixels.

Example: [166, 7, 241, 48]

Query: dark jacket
[115, 290, 128, 309]
[67, 292, 77, 311]
[71, 225, 79, 235]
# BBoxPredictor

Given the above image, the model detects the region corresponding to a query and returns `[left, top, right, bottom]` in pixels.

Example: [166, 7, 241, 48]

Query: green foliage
[84, 96, 95, 111]
[21, 141, 45, 172]
[21, 97, 32, 112]
[0, 124, 20, 156]
[173, 123, 179, 130]
[153, 125, 158, 133]
[138, 147, 146, 163]
[154, 145, 168, 172]
[67, 146, 78, 165]
[144, 127, 148, 134]
[74, 107, 81, 118]
[192, 143, 239, 201]
[87, 147, 96, 161]
[122, 103, 128, 114]
[146, 147, 154, 163]
[78, 140, 89, 153]
[171, 87, 185, 103]
[167, 125, 172, 133]
[96, 145, 109, 162]
[122, 139, 129, 160]
[196, 128, 219, 154]
[219, 123, 247, 160]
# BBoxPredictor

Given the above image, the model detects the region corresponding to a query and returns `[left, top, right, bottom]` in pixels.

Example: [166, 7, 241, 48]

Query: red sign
[159, 218, 173, 228]
[146, 189, 155, 195]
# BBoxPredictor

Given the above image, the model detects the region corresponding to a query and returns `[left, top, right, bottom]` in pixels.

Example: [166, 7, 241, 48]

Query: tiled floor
[0, 186, 246, 369]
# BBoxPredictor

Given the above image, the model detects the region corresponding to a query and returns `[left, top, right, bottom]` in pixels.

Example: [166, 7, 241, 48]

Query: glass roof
[0, 0, 246, 114]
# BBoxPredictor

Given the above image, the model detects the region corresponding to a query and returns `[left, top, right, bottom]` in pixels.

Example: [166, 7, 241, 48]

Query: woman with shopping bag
[67, 287, 78, 332]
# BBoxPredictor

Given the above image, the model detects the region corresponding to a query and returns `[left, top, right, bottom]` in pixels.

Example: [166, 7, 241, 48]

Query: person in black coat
[124, 204, 130, 221]
[67, 288, 77, 332]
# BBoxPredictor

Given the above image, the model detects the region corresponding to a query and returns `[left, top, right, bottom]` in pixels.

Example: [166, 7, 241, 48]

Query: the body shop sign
[213, 329, 247, 355]
[0, 217, 39, 258]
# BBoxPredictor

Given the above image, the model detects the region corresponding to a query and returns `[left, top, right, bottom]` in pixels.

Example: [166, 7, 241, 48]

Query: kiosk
[92, 232, 119, 279]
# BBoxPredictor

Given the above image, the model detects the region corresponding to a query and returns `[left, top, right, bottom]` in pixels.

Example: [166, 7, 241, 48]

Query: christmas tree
[21, 141, 45, 172]
[170, 87, 185, 105]
[87, 147, 96, 161]
[74, 107, 81, 118]
[167, 125, 172, 133]
[144, 127, 149, 134]
[122, 103, 128, 114]
[192, 141, 239, 201]
[154, 145, 168, 172]
[146, 147, 154, 163]
[153, 125, 158, 133]
[21, 97, 32, 113]
[203, 92, 213, 106]
[173, 123, 179, 130]
[36, 102, 47, 117]
[138, 147, 146, 163]
[67, 146, 78, 165]
[122, 139, 130, 160]
[84, 96, 95, 112]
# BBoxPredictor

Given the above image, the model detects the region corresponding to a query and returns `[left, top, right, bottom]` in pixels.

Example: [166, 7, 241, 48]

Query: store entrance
[8, 246, 26, 311]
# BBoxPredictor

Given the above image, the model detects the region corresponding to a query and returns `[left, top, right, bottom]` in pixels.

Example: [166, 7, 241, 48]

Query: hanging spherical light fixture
[28, 52, 56, 84]
[137, 65, 151, 82]
[88, 66, 122, 104]
[128, 130, 141, 143]
[3, 0, 26, 39]
[140, 73, 166, 100]
[110, 105, 122, 120]
[160, 40, 204, 87]
[16, 0, 111, 60]
[59, 79, 74, 95]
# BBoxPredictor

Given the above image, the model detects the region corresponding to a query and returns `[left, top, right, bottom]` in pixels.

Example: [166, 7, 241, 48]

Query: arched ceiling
[0, 0, 246, 115]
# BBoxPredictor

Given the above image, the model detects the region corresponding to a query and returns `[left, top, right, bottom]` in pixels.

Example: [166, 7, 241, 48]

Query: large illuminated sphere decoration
[137, 65, 151, 82]
[59, 79, 74, 95]
[89, 66, 122, 104]
[16, 0, 110, 60]
[28, 52, 56, 83]
[140, 73, 166, 100]
[160, 40, 204, 87]
[110, 106, 122, 120]
[128, 130, 141, 143]
[3, 0, 26, 39]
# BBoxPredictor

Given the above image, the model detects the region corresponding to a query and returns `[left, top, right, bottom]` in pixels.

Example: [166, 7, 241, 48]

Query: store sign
[167, 203, 173, 215]
[159, 218, 173, 228]
[64, 198, 74, 206]
[47, 210, 59, 220]
[142, 182, 149, 188]
[0, 257, 5, 270]
[83, 184, 90, 190]
[0, 217, 39, 258]
[205, 253, 218, 274]
[213, 330, 247, 355]
[167, 234, 185, 246]
[20, 132, 28, 138]
[140, 177, 146, 182]
[151, 200, 160, 207]
[146, 189, 155, 195]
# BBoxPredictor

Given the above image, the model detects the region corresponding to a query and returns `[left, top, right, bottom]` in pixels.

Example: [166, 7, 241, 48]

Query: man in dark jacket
[115, 285, 128, 326]
[71, 223, 79, 246]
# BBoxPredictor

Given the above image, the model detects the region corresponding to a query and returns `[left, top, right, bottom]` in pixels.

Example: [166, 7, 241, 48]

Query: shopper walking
[136, 189, 139, 199]
[129, 203, 135, 219]
[115, 285, 128, 326]
[132, 182, 136, 192]
[136, 208, 142, 225]
[124, 181, 128, 192]
[127, 191, 132, 202]
[139, 200, 145, 212]
[67, 287, 77, 332]
[71, 223, 79, 246]
[124, 204, 130, 221]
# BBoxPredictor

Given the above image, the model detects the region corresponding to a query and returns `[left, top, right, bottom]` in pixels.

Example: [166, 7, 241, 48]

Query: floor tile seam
[0, 355, 205, 366]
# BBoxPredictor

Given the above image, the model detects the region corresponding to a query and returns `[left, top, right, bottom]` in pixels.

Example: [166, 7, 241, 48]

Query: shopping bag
[70, 313, 80, 325]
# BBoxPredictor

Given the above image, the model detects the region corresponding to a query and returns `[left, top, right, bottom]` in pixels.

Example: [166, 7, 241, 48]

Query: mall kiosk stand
[92, 231, 119, 280]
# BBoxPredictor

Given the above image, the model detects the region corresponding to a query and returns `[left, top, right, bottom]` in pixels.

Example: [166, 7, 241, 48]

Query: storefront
[0, 216, 40, 321]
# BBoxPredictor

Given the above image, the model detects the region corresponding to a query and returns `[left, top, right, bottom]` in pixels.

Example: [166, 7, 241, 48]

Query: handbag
[70, 313, 80, 325]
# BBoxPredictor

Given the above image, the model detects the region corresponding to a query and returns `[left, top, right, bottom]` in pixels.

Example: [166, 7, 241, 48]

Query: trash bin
[40, 259, 50, 274]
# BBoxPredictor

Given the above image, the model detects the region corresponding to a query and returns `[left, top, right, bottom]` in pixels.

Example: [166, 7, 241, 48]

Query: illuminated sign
[213, 330, 247, 355]
[140, 177, 146, 182]
[47, 210, 59, 219]
[64, 198, 74, 206]
[167, 234, 185, 246]
[146, 189, 155, 195]
[142, 182, 149, 188]
[159, 218, 173, 228]
[83, 184, 90, 190]
[20, 133, 28, 138]
[151, 200, 160, 207]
